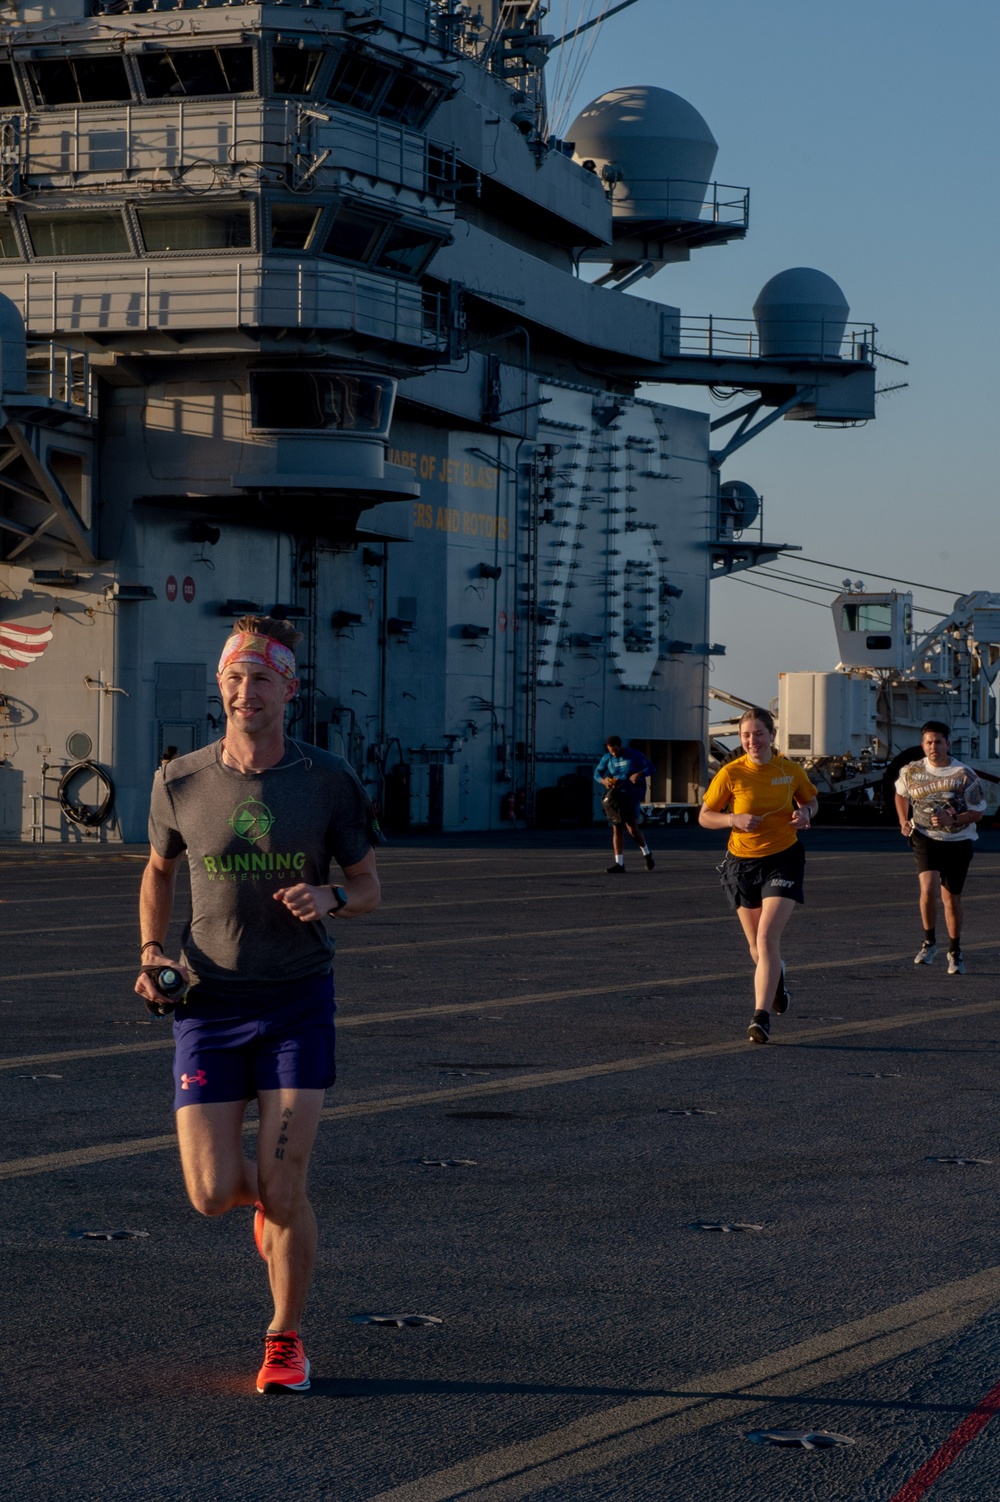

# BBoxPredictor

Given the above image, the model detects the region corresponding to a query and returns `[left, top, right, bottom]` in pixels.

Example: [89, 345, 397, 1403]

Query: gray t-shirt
[148, 739, 372, 997]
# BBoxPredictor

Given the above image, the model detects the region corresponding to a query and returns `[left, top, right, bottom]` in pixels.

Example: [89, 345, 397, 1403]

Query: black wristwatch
[327, 885, 348, 916]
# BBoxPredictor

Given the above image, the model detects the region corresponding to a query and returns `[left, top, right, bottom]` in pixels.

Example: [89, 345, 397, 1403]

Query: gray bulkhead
[0, 1, 873, 839]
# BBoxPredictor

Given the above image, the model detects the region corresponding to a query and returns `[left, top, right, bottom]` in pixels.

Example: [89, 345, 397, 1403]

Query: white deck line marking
[0, 855, 930, 902]
[3, 849, 998, 884]
[4, 994, 1000, 1179]
[0, 871, 874, 912]
[2, 920, 137, 937]
[297, 889, 990, 955]
[362, 1268, 1000, 1502]
[3, 934, 1000, 1071]
[2, 890, 995, 977]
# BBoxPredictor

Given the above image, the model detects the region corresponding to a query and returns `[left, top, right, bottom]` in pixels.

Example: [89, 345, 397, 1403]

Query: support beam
[5, 511, 56, 561]
[2, 421, 95, 564]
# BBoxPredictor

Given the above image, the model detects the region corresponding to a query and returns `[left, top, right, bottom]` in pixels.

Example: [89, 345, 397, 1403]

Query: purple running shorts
[172, 973, 335, 1109]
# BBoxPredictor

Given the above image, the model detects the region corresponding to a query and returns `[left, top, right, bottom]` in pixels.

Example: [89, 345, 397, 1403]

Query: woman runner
[699, 707, 819, 1044]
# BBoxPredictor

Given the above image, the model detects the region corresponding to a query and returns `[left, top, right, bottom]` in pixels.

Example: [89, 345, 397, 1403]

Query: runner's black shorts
[719, 841, 806, 910]
[909, 831, 975, 894]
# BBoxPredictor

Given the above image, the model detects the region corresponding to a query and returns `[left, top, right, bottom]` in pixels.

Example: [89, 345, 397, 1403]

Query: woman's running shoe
[747, 1010, 770, 1045]
[256, 1330, 311, 1394]
[914, 941, 938, 966]
[948, 950, 965, 975]
[253, 1202, 267, 1261]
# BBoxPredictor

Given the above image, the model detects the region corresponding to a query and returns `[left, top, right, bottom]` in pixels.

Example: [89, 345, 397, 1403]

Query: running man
[594, 736, 656, 873]
[894, 720, 986, 974]
[699, 707, 818, 1044]
[134, 615, 380, 1394]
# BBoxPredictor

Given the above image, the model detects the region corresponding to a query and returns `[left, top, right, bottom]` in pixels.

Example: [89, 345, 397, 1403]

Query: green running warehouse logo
[229, 798, 274, 844]
[201, 799, 306, 881]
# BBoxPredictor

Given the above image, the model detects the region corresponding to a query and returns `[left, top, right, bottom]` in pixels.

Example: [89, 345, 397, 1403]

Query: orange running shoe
[253, 1202, 266, 1261]
[256, 1330, 310, 1394]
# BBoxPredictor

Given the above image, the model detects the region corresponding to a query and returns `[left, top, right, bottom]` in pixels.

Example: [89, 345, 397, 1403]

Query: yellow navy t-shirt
[703, 754, 818, 859]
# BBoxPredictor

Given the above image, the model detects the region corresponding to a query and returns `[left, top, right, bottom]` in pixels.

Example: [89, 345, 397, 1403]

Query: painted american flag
[0, 620, 54, 671]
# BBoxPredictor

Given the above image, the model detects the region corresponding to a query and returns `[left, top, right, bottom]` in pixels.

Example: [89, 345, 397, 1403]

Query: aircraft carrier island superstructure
[0, 0, 880, 840]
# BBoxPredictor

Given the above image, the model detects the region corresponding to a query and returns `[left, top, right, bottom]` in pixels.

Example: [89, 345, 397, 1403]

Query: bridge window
[272, 45, 323, 97]
[137, 47, 254, 100]
[374, 222, 439, 278]
[0, 62, 20, 109]
[27, 211, 130, 257]
[327, 52, 391, 114]
[137, 205, 252, 252]
[379, 73, 438, 128]
[250, 370, 394, 433]
[0, 215, 19, 258]
[322, 203, 386, 264]
[270, 204, 322, 251]
[30, 55, 131, 106]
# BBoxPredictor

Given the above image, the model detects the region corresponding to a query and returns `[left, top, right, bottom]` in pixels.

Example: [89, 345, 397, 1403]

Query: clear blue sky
[558, 0, 999, 710]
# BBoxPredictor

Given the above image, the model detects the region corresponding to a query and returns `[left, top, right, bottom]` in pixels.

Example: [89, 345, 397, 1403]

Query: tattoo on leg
[275, 1106, 293, 1160]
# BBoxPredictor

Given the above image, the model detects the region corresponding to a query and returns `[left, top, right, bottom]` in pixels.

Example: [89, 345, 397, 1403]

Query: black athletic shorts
[719, 841, 806, 910]
[909, 832, 975, 894]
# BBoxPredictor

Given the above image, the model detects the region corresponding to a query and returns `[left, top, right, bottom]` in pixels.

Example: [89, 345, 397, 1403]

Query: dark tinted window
[375, 223, 438, 277]
[0, 62, 20, 109]
[327, 53, 389, 113]
[272, 46, 323, 96]
[138, 47, 254, 99]
[250, 370, 394, 432]
[842, 603, 892, 632]
[0, 216, 19, 258]
[379, 73, 438, 127]
[31, 59, 76, 106]
[323, 205, 385, 263]
[270, 204, 321, 251]
[137, 206, 252, 252]
[31, 55, 132, 105]
[27, 211, 130, 257]
[75, 56, 133, 102]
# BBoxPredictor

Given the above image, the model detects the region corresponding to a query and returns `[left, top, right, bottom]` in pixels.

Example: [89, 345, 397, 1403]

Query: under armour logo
[181, 1070, 207, 1090]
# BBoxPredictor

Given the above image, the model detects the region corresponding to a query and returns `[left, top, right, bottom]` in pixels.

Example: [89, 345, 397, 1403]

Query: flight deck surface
[3, 828, 1000, 1501]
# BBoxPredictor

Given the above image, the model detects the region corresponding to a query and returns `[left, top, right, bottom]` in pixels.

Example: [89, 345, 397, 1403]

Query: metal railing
[304, 111, 458, 200]
[607, 178, 749, 228]
[14, 260, 447, 351]
[15, 98, 458, 204]
[382, 0, 478, 51]
[21, 97, 263, 184]
[677, 315, 877, 362]
[24, 341, 92, 414]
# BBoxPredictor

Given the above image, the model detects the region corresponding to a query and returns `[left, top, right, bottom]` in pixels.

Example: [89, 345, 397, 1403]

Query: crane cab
[834, 589, 913, 672]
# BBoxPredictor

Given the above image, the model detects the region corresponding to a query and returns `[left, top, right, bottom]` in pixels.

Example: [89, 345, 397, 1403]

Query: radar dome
[719, 480, 759, 533]
[753, 268, 849, 359]
[569, 86, 718, 222]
